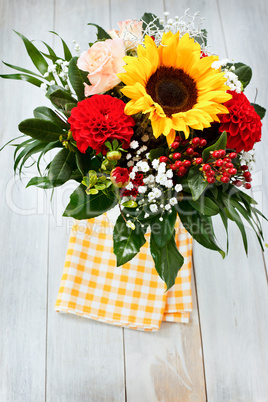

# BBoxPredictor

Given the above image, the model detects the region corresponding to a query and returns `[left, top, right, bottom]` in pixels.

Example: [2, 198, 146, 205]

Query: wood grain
[0, 0, 54, 400]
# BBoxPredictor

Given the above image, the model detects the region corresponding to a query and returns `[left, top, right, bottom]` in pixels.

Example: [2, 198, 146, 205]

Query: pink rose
[108, 19, 143, 50]
[77, 38, 125, 96]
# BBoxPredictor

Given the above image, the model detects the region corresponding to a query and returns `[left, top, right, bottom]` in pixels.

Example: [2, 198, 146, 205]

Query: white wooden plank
[46, 215, 125, 402]
[217, 0, 268, 268]
[46, 2, 126, 400]
[0, 0, 54, 400]
[110, 1, 207, 400]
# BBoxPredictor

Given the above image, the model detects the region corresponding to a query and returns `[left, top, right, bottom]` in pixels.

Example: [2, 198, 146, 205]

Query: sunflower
[118, 32, 232, 146]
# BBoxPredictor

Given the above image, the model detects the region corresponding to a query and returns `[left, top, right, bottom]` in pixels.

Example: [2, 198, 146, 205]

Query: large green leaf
[2, 61, 44, 78]
[19, 118, 64, 142]
[68, 57, 89, 101]
[202, 131, 227, 162]
[75, 150, 95, 176]
[48, 148, 76, 187]
[113, 215, 147, 266]
[40, 41, 58, 63]
[189, 196, 220, 216]
[26, 176, 54, 189]
[0, 73, 43, 87]
[178, 200, 225, 257]
[63, 184, 117, 219]
[87, 23, 111, 40]
[150, 232, 184, 290]
[251, 103, 266, 120]
[49, 31, 72, 61]
[150, 208, 177, 248]
[46, 85, 77, 111]
[187, 166, 208, 201]
[33, 106, 69, 129]
[14, 31, 48, 75]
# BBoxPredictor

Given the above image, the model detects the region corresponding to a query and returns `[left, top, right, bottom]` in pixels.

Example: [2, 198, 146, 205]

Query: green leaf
[33, 106, 69, 129]
[36, 140, 62, 174]
[14, 30, 48, 75]
[19, 118, 64, 142]
[178, 200, 225, 257]
[186, 166, 208, 201]
[113, 215, 146, 266]
[189, 196, 220, 216]
[225, 203, 248, 253]
[141, 12, 164, 30]
[49, 31, 72, 61]
[150, 208, 177, 248]
[14, 139, 45, 172]
[48, 148, 76, 186]
[26, 176, 54, 189]
[2, 61, 44, 78]
[63, 184, 117, 219]
[149, 147, 166, 161]
[251, 103, 266, 120]
[234, 65, 252, 88]
[0, 73, 43, 87]
[68, 56, 88, 101]
[122, 201, 138, 208]
[87, 23, 111, 40]
[150, 232, 184, 290]
[40, 41, 58, 63]
[75, 150, 94, 176]
[202, 131, 227, 162]
[46, 85, 77, 111]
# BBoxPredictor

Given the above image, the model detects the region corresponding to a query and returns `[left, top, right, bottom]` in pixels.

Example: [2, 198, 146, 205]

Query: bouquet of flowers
[1, 11, 266, 289]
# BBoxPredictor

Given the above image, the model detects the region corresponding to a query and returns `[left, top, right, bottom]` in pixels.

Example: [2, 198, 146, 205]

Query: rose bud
[110, 167, 130, 188]
[106, 150, 122, 161]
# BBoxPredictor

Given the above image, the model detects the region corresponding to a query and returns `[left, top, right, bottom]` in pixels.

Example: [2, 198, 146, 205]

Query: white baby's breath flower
[40, 83, 47, 92]
[143, 174, 155, 185]
[130, 140, 139, 149]
[166, 169, 173, 178]
[129, 171, 136, 180]
[144, 213, 150, 219]
[158, 162, 166, 174]
[125, 182, 134, 191]
[175, 184, 183, 192]
[159, 217, 163, 222]
[166, 180, 173, 188]
[170, 197, 178, 206]
[127, 160, 134, 167]
[165, 204, 171, 211]
[152, 159, 160, 169]
[56, 59, 63, 65]
[150, 204, 158, 213]
[126, 153, 132, 160]
[153, 188, 162, 198]
[138, 186, 147, 193]
[136, 161, 150, 172]
[141, 134, 149, 142]
[44, 72, 49, 78]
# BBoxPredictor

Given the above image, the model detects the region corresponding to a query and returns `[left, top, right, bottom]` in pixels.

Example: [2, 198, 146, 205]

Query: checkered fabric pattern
[55, 213, 192, 331]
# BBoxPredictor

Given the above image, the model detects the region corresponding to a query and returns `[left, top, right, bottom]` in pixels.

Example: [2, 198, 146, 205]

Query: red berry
[171, 141, 180, 149]
[223, 171, 231, 177]
[206, 170, 215, 177]
[223, 157, 231, 163]
[179, 166, 188, 175]
[203, 164, 211, 171]
[244, 183, 252, 189]
[229, 168, 237, 175]
[200, 139, 207, 147]
[234, 180, 242, 187]
[215, 159, 224, 167]
[192, 137, 200, 146]
[175, 160, 182, 168]
[219, 149, 226, 158]
[183, 160, 191, 168]
[221, 176, 230, 183]
[229, 152, 237, 159]
[159, 156, 169, 163]
[177, 171, 185, 177]
[175, 136, 181, 142]
[212, 150, 221, 158]
[245, 177, 252, 182]
[193, 152, 199, 157]
[186, 147, 194, 156]
[207, 177, 215, 184]
[181, 140, 189, 146]
[243, 171, 251, 179]
[225, 162, 234, 168]
[170, 164, 177, 170]
[173, 152, 182, 160]
[241, 165, 248, 171]
[195, 158, 203, 164]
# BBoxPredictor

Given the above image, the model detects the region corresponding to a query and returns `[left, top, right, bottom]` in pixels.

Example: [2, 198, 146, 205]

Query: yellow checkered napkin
[55, 214, 192, 331]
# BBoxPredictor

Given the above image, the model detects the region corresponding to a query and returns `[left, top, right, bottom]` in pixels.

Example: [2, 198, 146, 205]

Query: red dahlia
[68, 95, 135, 154]
[219, 90, 262, 153]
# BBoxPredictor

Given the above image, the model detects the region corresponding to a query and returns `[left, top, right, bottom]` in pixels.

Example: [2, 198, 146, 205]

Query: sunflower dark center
[146, 66, 198, 117]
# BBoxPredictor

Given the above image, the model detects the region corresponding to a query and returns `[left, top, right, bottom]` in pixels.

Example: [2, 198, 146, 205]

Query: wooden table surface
[0, 0, 268, 401]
